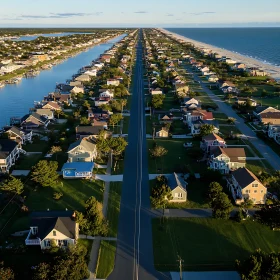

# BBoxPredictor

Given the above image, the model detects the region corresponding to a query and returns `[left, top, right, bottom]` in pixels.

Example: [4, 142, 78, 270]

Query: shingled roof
[232, 167, 262, 189]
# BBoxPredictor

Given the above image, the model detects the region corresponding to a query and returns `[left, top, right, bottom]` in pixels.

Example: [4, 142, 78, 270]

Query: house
[76, 126, 109, 139]
[42, 101, 62, 111]
[227, 167, 267, 205]
[231, 63, 246, 71]
[247, 67, 267, 77]
[151, 88, 163, 95]
[99, 90, 114, 99]
[36, 109, 55, 120]
[25, 211, 79, 249]
[259, 112, 280, 125]
[67, 138, 97, 163]
[69, 81, 83, 87]
[62, 162, 94, 179]
[166, 173, 187, 202]
[208, 147, 246, 174]
[217, 80, 238, 93]
[107, 79, 120, 86]
[160, 115, 173, 124]
[201, 66, 210, 75]
[156, 127, 169, 138]
[184, 109, 213, 126]
[182, 98, 199, 110]
[88, 108, 110, 121]
[21, 113, 50, 129]
[200, 133, 226, 152]
[3, 126, 32, 144]
[253, 106, 280, 119]
[235, 98, 257, 107]
[175, 83, 189, 97]
[0, 139, 23, 173]
[191, 120, 219, 135]
[71, 86, 84, 95]
[94, 97, 110, 107]
[75, 74, 91, 83]
[207, 75, 219, 83]
[268, 124, 280, 143]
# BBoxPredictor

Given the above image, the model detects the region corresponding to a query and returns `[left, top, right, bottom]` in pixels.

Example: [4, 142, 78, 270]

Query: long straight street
[108, 30, 170, 280]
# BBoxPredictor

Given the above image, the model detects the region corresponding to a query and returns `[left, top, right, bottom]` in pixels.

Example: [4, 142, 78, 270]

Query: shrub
[53, 192, 63, 200]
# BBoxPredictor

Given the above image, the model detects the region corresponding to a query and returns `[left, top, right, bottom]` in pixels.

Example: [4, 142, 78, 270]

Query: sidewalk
[87, 155, 112, 279]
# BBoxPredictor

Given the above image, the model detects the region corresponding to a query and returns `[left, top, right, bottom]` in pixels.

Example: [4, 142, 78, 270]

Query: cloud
[19, 12, 100, 19]
[134, 11, 148, 14]
[190, 12, 216, 15]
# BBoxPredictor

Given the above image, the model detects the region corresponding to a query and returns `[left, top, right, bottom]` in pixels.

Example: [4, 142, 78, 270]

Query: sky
[1, 0, 280, 27]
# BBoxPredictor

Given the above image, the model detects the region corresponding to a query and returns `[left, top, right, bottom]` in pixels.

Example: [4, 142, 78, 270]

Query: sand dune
[160, 28, 280, 81]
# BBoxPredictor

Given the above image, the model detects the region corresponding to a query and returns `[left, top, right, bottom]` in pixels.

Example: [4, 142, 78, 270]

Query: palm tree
[150, 145, 168, 173]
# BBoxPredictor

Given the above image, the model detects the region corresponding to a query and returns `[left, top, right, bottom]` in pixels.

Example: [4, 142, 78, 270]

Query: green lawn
[246, 160, 273, 175]
[96, 240, 116, 279]
[254, 97, 280, 107]
[219, 125, 241, 136]
[122, 116, 130, 134]
[162, 92, 179, 111]
[213, 112, 230, 125]
[147, 139, 205, 174]
[107, 182, 122, 237]
[23, 140, 50, 153]
[152, 218, 280, 271]
[14, 154, 43, 170]
[25, 179, 104, 212]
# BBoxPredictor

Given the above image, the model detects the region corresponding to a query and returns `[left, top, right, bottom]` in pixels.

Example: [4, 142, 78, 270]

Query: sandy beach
[160, 28, 280, 81]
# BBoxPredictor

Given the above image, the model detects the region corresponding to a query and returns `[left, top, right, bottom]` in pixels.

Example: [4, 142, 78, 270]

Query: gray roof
[76, 126, 105, 136]
[167, 172, 187, 192]
[68, 138, 96, 152]
[232, 167, 261, 189]
[6, 126, 23, 137]
[0, 139, 18, 159]
[30, 216, 76, 240]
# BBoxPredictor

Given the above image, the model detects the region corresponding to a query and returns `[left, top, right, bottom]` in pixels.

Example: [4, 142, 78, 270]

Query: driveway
[187, 66, 280, 170]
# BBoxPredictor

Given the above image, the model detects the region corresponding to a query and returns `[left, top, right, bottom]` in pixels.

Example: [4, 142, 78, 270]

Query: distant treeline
[0, 28, 135, 36]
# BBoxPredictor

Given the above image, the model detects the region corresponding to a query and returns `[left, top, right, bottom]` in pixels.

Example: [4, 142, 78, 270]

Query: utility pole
[177, 255, 184, 280]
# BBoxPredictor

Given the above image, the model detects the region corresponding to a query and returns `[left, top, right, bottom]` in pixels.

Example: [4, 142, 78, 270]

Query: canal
[0, 34, 126, 128]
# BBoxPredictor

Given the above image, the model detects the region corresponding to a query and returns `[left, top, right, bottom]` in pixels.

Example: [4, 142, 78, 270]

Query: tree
[151, 94, 165, 109]
[0, 262, 14, 280]
[236, 250, 280, 280]
[208, 182, 223, 203]
[83, 100, 91, 110]
[149, 145, 168, 172]
[73, 110, 81, 120]
[108, 113, 123, 129]
[31, 160, 59, 187]
[108, 137, 128, 156]
[0, 176, 24, 195]
[199, 124, 215, 137]
[255, 203, 280, 230]
[80, 116, 90, 125]
[151, 175, 172, 211]
[79, 196, 108, 236]
[49, 146, 62, 160]
[227, 117, 236, 124]
[33, 262, 51, 280]
[212, 192, 233, 219]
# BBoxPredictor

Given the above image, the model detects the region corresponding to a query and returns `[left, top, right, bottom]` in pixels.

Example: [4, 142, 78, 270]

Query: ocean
[165, 28, 280, 66]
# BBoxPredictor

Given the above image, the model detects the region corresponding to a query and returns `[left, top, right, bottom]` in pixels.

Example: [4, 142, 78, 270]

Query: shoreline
[160, 28, 280, 81]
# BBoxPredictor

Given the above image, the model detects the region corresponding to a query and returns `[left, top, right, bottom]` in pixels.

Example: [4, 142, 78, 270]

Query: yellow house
[156, 127, 169, 138]
[227, 167, 267, 205]
[25, 212, 79, 250]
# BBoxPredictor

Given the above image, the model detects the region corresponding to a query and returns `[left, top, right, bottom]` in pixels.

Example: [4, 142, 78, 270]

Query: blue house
[61, 162, 94, 179]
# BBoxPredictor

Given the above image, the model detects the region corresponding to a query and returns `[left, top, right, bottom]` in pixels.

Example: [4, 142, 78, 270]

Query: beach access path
[185, 64, 280, 170]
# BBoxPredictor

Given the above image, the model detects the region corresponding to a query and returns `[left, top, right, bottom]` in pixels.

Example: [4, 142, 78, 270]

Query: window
[53, 230, 56, 236]
[44, 240, 51, 247]
[261, 190, 264, 193]
[254, 190, 257, 193]
[252, 184, 258, 188]
[178, 193, 183, 198]
[246, 190, 250, 193]
[63, 240, 68, 246]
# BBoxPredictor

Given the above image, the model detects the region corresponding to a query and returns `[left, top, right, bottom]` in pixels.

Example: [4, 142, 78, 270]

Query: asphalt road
[186, 66, 280, 170]
[108, 31, 170, 280]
